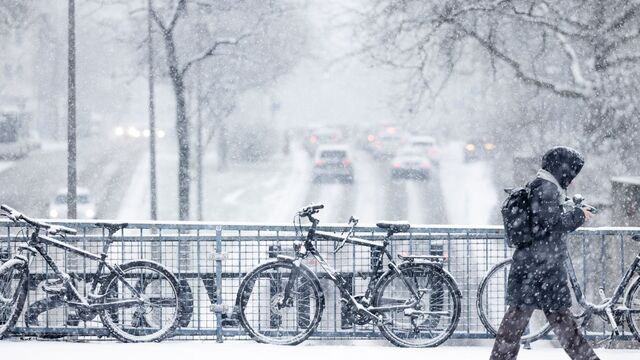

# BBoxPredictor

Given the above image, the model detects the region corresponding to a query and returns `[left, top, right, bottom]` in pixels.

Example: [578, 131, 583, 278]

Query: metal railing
[1, 219, 639, 342]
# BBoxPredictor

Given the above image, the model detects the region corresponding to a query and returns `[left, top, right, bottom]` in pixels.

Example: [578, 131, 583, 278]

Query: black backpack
[501, 186, 533, 248]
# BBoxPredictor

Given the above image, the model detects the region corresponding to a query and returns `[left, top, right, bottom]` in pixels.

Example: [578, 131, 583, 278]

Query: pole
[148, 0, 158, 220]
[66, 0, 77, 219]
[196, 60, 203, 221]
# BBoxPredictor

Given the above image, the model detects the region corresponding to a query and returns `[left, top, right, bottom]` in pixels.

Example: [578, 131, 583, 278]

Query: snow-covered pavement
[116, 137, 496, 226]
[1, 340, 635, 360]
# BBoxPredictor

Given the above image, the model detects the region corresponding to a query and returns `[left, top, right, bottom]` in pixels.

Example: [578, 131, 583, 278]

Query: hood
[541, 146, 584, 189]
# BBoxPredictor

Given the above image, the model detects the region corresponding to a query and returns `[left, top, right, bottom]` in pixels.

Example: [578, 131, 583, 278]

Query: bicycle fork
[598, 288, 621, 336]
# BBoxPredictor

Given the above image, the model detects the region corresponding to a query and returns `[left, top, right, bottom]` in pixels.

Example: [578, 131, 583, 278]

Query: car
[464, 139, 496, 162]
[312, 145, 354, 184]
[408, 135, 440, 165]
[303, 127, 344, 156]
[363, 124, 405, 158]
[391, 146, 432, 180]
[48, 187, 97, 220]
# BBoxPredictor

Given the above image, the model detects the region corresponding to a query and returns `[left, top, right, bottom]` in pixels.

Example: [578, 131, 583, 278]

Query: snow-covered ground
[1, 340, 636, 360]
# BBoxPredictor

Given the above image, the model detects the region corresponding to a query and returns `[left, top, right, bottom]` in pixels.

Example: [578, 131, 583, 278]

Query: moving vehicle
[408, 135, 440, 165]
[48, 187, 96, 220]
[464, 139, 496, 162]
[367, 125, 404, 158]
[391, 146, 432, 180]
[235, 204, 461, 347]
[303, 127, 343, 156]
[312, 145, 354, 184]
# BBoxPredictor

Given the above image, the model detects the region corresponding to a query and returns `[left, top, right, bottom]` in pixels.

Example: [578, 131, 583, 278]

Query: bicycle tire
[625, 276, 640, 342]
[476, 258, 551, 342]
[236, 259, 324, 345]
[0, 259, 29, 339]
[98, 260, 182, 343]
[374, 262, 461, 347]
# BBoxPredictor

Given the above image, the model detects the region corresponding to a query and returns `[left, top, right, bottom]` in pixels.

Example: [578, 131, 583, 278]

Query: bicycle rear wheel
[236, 259, 324, 345]
[0, 259, 28, 338]
[374, 263, 461, 347]
[99, 260, 182, 342]
[625, 276, 640, 342]
[476, 259, 551, 342]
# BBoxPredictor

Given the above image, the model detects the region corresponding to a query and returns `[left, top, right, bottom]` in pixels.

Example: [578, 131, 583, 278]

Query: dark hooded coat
[506, 147, 586, 310]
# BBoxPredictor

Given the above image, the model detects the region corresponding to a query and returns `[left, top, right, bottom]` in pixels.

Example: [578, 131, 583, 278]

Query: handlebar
[298, 203, 324, 218]
[1, 204, 77, 235]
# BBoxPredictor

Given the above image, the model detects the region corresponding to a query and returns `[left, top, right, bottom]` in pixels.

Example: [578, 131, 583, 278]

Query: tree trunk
[217, 119, 228, 171]
[163, 32, 190, 220]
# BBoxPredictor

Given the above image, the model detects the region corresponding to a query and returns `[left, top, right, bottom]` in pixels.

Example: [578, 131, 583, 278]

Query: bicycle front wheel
[476, 259, 551, 342]
[0, 259, 29, 338]
[98, 260, 182, 342]
[374, 263, 461, 347]
[236, 259, 324, 345]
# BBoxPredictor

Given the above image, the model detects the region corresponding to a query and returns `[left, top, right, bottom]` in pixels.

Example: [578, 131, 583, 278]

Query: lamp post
[147, 0, 158, 220]
[66, 0, 77, 219]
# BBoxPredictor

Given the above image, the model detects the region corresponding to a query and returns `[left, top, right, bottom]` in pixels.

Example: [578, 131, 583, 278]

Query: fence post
[215, 225, 223, 343]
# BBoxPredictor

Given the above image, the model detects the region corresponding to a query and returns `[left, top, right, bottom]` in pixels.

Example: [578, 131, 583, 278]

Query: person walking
[490, 146, 600, 360]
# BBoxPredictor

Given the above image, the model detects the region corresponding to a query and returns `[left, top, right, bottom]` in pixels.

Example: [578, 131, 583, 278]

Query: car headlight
[484, 143, 495, 151]
[114, 127, 124, 137]
[465, 144, 476, 152]
[128, 127, 141, 138]
[142, 129, 151, 138]
[49, 209, 59, 218]
[157, 129, 166, 139]
[85, 209, 95, 218]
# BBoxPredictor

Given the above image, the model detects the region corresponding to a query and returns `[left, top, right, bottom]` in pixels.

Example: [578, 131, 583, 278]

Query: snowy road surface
[1, 340, 636, 360]
[117, 138, 497, 226]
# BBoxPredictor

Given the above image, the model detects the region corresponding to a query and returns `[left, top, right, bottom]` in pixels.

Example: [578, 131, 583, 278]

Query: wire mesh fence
[0, 219, 639, 342]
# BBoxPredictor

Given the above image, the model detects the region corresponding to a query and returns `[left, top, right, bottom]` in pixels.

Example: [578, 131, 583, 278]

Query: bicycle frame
[565, 250, 640, 313]
[16, 229, 144, 312]
[285, 219, 424, 317]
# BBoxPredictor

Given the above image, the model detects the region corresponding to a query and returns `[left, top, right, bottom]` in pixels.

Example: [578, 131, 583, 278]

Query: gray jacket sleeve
[530, 180, 585, 236]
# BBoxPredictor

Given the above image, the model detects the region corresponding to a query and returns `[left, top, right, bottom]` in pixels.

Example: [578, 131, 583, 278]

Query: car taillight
[428, 148, 439, 157]
[392, 162, 401, 168]
[367, 134, 375, 142]
[315, 160, 326, 167]
[309, 135, 318, 144]
[420, 161, 431, 168]
[342, 159, 352, 167]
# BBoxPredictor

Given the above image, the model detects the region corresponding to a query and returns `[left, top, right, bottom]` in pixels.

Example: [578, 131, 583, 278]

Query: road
[0, 136, 145, 219]
[0, 135, 497, 227]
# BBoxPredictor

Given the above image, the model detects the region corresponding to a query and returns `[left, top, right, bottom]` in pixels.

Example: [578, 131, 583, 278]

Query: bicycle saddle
[94, 222, 128, 233]
[376, 221, 410, 233]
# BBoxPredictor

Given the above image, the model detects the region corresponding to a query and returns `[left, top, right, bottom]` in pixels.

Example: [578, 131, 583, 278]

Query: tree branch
[605, 2, 640, 33]
[167, 0, 186, 32]
[180, 33, 252, 76]
[447, 19, 588, 99]
[555, 33, 593, 90]
[603, 54, 640, 69]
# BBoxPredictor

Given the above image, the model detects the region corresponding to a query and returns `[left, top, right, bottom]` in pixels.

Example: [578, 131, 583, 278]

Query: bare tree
[141, 0, 304, 220]
[361, 0, 640, 167]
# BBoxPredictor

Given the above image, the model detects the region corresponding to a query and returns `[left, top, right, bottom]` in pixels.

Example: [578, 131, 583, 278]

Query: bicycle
[235, 204, 461, 347]
[0, 205, 183, 342]
[23, 222, 195, 335]
[477, 198, 640, 346]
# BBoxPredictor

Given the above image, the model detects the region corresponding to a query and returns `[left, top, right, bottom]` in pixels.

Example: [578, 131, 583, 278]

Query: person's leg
[489, 306, 534, 360]
[544, 309, 600, 360]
